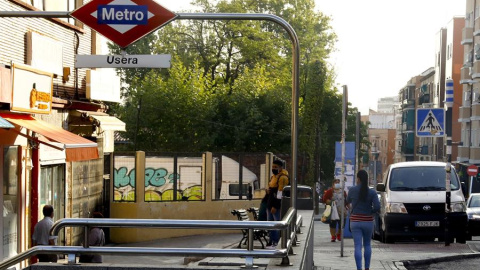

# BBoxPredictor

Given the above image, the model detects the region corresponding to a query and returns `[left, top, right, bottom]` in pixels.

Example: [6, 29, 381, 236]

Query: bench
[247, 207, 261, 221]
[231, 209, 269, 249]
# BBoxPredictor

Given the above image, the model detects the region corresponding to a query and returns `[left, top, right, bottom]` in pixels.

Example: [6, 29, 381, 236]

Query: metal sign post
[340, 85, 348, 257]
[444, 78, 454, 247]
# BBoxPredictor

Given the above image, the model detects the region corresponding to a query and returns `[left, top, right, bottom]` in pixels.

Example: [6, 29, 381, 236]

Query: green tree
[108, 0, 344, 181]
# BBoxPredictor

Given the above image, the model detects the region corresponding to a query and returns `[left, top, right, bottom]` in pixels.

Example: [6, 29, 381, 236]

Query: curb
[401, 252, 480, 268]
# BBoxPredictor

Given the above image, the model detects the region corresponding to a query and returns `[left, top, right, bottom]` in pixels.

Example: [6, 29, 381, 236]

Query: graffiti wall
[113, 155, 204, 202]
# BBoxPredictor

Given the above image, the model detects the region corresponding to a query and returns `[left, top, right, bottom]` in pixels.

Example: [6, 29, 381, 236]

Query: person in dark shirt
[79, 212, 106, 263]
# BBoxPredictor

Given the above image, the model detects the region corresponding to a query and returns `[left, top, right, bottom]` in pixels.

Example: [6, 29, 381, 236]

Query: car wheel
[466, 234, 473, 241]
[456, 233, 467, 244]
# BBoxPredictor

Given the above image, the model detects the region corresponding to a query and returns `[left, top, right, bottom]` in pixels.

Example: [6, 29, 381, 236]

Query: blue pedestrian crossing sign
[416, 108, 445, 137]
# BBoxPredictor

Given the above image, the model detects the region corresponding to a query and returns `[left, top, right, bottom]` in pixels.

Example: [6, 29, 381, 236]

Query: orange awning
[0, 113, 99, 162]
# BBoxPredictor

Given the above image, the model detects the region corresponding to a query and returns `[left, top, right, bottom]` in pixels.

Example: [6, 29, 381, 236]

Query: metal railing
[0, 208, 301, 269]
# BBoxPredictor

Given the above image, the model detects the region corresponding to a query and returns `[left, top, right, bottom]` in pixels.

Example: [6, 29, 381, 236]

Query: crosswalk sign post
[416, 108, 445, 137]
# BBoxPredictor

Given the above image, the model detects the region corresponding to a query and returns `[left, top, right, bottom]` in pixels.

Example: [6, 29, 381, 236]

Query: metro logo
[98, 5, 148, 25]
[71, 0, 177, 48]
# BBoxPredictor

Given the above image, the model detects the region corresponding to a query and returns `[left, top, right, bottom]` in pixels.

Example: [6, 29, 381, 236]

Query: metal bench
[247, 207, 261, 221]
[231, 209, 269, 249]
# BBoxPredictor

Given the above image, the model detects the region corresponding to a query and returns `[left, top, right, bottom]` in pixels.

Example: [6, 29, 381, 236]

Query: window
[473, 89, 480, 104]
[472, 127, 480, 147]
[30, 0, 77, 24]
[2, 146, 19, 260]
[389, 166, 460, 191]
[229, 184, 250, 196]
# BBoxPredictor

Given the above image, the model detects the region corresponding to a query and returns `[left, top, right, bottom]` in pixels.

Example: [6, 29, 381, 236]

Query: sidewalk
[313, 211, 480, 270]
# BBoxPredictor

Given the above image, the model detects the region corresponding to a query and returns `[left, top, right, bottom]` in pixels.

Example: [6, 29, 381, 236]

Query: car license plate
[415, 221, 440, 227]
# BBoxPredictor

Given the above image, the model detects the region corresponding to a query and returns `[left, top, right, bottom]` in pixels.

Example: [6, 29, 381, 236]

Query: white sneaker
[265, 244, 277, 250]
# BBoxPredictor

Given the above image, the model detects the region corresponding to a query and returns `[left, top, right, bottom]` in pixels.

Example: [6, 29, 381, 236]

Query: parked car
[467, 193, 480, 237]
[374, 161, 468, 243]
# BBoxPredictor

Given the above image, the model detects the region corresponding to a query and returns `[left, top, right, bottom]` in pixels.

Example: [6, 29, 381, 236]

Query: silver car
[467, 193, 480, 237]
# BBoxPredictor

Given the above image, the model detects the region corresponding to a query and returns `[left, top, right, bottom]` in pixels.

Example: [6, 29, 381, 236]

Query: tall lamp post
[371, 142, 380, 185]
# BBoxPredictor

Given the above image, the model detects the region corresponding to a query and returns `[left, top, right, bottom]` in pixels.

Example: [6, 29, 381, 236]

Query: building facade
[367, 106, 396, 183]
[396, 17, 463, 164]
[459, 0, 480, 184]
[0, 0, 124, 265]
[377, 96, 399, 114]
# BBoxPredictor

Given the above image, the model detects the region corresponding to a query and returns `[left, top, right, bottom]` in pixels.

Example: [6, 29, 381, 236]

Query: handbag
[331, 201, 340, 220]
[321, 204, 332, 224]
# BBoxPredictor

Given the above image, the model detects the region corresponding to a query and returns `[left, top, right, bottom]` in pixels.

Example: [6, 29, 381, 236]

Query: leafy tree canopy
[108, 0, 364, 185]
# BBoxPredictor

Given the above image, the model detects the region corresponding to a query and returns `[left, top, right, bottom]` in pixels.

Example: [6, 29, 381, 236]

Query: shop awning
[0, 113, 99, 162]
[90, 115, 126, 132]
[72, 110, 126, 132]
[0, 116, 14, 129]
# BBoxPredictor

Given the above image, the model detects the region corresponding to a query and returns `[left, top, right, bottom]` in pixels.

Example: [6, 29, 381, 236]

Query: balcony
[402, 123, 415, 132]
[462, 27, 474, 45]
[470, 147, 480, 163]
[417, 145, 429, 155]
[465, 50, 473, 67]
[464, 24, 474, 40]
[472, 61, 480, 79]
[472, 103, 480, 120]
[418, 93, 431, 105]
[401, 145, 414, 155]
[459, 106, 472, 122]
[401, 99, 415, 109]
[458, 146, 470, 162]
[475, 18, 480, 36]
[461, 66, 472, 84]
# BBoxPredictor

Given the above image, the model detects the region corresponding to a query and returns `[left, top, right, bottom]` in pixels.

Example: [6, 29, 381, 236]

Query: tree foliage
[108, 0, 365, 185]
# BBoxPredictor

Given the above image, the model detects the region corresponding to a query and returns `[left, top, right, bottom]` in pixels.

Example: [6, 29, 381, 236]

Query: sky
[159, 0, 466, 115]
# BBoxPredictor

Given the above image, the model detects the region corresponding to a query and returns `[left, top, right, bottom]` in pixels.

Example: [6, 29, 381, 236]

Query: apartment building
[368, 107, 396, 184]
[377, 96, 399, 114]
[397, 17, 464, 164]
[416, 67, 437, 161]
[0, 1, 125, 264]
[459, 0, 480, 182]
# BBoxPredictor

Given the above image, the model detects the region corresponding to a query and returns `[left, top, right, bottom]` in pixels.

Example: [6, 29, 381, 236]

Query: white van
[374, 161, 468, 243]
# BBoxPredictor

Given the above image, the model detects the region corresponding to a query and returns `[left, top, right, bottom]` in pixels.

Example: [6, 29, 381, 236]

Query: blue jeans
[267, 208, 281, 245]
[350, 221, 374, 270]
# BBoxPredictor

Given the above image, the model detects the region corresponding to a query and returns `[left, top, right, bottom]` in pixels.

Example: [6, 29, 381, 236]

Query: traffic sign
[71, 0, 177, 48]
[75, 54, 171, 68]
[467, 165, 478, 176]
[416, 108, 445, 137]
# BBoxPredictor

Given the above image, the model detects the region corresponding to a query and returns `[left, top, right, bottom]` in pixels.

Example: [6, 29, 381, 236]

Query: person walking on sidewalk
[347, 170, 380, 270]
[322, 179, 348, 242]
[266, 159, 289, 249]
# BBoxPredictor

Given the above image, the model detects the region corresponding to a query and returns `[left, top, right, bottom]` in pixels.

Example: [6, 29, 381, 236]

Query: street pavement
[50, 211, 480, 270]
[312, 214, 480, 270]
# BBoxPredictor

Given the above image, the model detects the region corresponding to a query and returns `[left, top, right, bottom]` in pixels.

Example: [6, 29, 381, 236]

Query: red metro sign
[71, 0, 177, 48]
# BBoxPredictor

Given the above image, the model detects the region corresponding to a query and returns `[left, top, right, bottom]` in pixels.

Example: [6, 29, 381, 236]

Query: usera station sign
[71, 0, 177, 48]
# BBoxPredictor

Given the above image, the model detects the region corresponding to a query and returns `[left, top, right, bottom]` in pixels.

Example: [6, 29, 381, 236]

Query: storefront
[0, 63, 101, 263]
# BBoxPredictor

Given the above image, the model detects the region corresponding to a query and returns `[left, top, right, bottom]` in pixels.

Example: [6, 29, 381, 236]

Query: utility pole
[356, 112, 360, 174]
[340, 85, 348, 256]
[444, 78, 454, 246]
